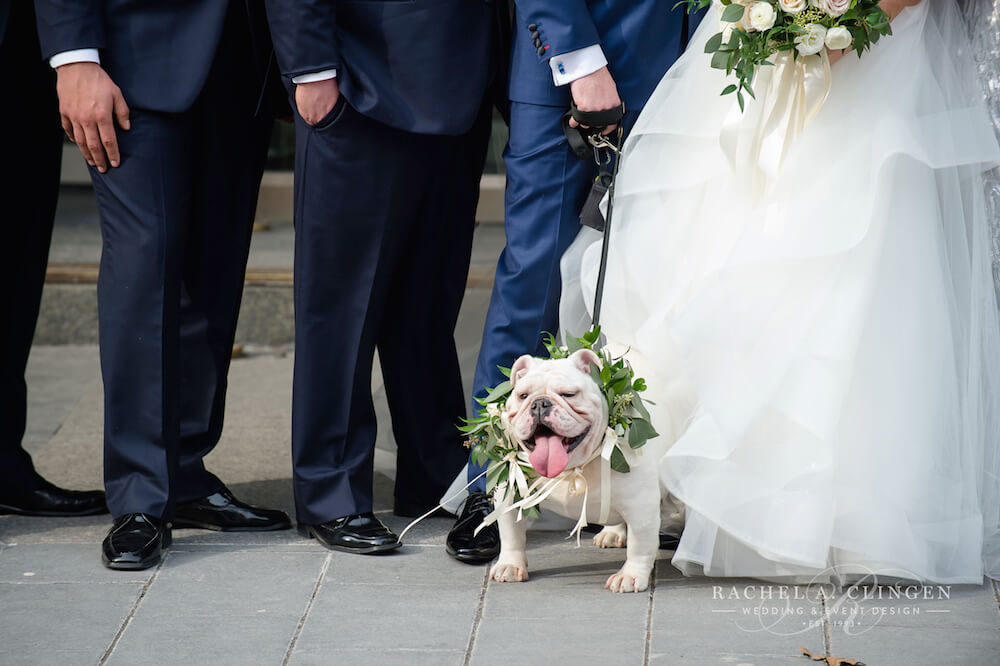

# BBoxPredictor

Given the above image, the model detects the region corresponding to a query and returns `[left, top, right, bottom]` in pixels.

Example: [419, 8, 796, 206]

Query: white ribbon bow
[477, 428, 636, 547]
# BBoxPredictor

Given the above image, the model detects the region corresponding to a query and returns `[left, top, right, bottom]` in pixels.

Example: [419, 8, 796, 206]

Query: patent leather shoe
[173, 488, 291, 532]
[445, 491, 499, 563]
[102, 513, 171, 570]
[0, 476, 107, 517]
[298, 512, 400, 554]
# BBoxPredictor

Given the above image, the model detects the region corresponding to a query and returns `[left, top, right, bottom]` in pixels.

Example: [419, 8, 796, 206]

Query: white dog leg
[593, 523, 627, 549]
[490, 511, 529, 583]
[605, 500, 660, 593]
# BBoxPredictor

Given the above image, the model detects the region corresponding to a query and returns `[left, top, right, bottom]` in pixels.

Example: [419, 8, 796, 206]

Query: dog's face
[505, 349, 608, 478]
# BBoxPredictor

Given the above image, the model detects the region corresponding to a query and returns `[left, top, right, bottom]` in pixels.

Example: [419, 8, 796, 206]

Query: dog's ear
[510, 355, 535, 389]
[569, 349, 601, 377]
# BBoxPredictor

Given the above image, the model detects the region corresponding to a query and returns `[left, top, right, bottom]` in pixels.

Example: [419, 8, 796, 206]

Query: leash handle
[591, 127, 624, 330]
[570, 102, 625, 130]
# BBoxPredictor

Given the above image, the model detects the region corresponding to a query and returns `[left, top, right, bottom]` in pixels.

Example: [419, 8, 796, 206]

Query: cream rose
[795, 23, 828, 56]
[811, 0, 851, 17]
[778, 0, 808, 13]
[825, 25, 853, 50]
[747, 2, 777, 31]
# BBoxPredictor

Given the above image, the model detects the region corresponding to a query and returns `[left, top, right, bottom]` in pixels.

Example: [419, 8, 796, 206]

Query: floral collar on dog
[461, 327, 658, 542]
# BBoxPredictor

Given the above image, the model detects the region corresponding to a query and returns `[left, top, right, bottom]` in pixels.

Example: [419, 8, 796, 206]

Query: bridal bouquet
[678, 0, 892, 110]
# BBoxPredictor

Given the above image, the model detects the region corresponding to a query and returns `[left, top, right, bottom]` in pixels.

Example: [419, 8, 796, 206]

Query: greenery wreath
[459, 326, 658, 518]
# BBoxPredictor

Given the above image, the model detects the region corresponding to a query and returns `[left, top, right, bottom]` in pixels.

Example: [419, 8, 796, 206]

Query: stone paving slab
[289, 648, 465, 666]
[1, 581, 142, 665]
[649, 577, 824, 664]
[104, 548, 323, 666]
[0, 543, 152, 584]
[829, 582, 1000, 665]
[291, 572, 481, 657]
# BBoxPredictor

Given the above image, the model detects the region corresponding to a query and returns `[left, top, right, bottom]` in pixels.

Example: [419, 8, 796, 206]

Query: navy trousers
[90, 6, 272, 519]
[291, 100, 490, 525]
[468, 102, 638, 489]
[0, 1, 63, 494]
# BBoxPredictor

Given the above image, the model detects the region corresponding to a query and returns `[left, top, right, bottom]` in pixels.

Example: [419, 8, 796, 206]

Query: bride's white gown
[560, 0, 1000, 583]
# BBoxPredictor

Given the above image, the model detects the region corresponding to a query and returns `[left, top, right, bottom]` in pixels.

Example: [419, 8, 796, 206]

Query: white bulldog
[489, 348, 667, 593]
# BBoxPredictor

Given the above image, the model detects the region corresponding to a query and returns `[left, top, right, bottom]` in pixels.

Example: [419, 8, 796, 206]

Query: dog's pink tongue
[529, 434, 569, 478]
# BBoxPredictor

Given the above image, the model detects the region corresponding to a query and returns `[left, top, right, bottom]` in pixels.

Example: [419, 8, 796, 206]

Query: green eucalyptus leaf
[705, 32, 724, 54]
[610, 447, 631, 473]
[720, 3, 745, 23]
[710, 50, 730, 70]
[628, 418, 659, 448]
[481, 380, 512, 405]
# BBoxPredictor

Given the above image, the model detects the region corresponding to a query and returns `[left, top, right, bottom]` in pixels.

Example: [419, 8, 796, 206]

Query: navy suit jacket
[510, 0, 698, 110]
[33, 0, 275, 114]
[266, 0, 496, 136]
[0, 1, 10, 46]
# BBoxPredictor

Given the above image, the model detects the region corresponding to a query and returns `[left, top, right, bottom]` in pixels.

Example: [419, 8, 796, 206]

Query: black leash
[562, 102, 626, 329]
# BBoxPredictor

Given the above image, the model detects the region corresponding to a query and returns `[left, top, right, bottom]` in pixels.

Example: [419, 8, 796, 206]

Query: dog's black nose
[530, 397, 552, 419]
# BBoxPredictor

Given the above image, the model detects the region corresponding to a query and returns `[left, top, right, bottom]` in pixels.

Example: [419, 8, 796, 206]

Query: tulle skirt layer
[561, 0, 1000, 583]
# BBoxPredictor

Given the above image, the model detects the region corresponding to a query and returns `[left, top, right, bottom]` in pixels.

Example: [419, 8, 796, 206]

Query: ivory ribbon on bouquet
[476, 428, 640, 546]
[720, 50, 832, 197]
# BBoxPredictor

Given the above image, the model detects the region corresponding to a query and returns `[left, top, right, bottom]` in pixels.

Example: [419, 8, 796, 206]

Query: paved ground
[3, 190, 1000, 665]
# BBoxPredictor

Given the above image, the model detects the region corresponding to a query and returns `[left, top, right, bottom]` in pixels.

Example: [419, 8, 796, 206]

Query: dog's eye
[518, 392, 529, 400]
[560, 392, 577, 399]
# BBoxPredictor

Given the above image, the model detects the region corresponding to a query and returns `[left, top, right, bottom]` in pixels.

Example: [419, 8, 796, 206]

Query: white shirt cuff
[292, 69, 338, 84]
[549, 45, 608, 87]
[49, 49, 101, 69]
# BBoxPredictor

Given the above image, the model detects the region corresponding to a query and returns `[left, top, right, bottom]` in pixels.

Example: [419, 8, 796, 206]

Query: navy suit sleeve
[265, 0, 341, 81]
[33, 0, 104, 61]
[514, 0, 601, 63]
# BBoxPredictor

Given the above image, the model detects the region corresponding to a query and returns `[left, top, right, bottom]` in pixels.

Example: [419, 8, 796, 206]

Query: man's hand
[569, 66, 622, 136]
[295, 78, 340, 126]
[56, 62, 130, 173]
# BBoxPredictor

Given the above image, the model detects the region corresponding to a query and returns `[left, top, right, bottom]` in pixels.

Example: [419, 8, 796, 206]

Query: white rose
[747, 2, 777, 31]
[795, 23, 828, 56]
[486, 402, 500, 417]
[778, 0, 808, 13]
[825, 25, 853, 50]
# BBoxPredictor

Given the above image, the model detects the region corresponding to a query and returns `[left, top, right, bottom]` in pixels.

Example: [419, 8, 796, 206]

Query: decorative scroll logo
[708, 565, 952, 637]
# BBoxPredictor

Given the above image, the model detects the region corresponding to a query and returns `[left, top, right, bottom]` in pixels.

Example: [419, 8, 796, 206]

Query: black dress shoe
[173, 488, 291, 532]
[0, 477, 107, 517]
[102, 513, 171, 570]
[659, 531, 682, 550]
[446, 491, 499, 564]
[298, 512, 400, 554]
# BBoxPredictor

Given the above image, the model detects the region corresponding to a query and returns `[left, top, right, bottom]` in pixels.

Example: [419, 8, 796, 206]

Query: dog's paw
[604, 568, 650, 593]
[593, 524, 628, 549]
[491, 561, 529, 583]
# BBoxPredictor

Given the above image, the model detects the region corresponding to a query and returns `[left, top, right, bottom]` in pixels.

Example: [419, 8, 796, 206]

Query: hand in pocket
[296, 78, 340, 126]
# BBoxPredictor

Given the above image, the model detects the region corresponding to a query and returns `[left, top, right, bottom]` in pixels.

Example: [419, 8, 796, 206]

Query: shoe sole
[170, 519, 292, 533]
[297, 524, 401, 555]
[0, 504, 109, 518]
[445, 544, 498, 564]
